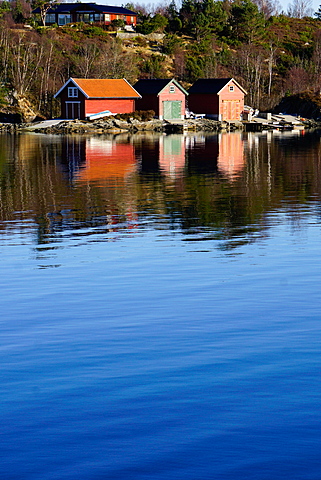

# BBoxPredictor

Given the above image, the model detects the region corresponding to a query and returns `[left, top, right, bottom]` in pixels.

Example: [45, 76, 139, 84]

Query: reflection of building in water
[61, 136, 87, 181]
[76, 137, 136, 182]
[133, 134, 186, 177]
[217, 132, 245, 179]
[159, 135, 186, 177]
[65, 136, 138, 230]
[134, 136, 160, 174]
[186, 134, 219, 174]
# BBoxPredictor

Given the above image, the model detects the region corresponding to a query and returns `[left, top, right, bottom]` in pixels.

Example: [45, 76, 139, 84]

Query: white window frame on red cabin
[68, 87, 78, 98]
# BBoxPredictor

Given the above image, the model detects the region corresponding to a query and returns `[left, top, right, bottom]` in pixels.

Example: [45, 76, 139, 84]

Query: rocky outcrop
[13, 93, 38, 122]
[0, 92, 39, 124]
[21, 118, 165, 134]
[117, 32, 165, 41]
[12, 117, 244, 134]
[274, 92, 321, 120]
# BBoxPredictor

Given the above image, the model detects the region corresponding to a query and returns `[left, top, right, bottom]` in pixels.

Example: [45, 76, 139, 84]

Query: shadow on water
[0, 129, 321, 250]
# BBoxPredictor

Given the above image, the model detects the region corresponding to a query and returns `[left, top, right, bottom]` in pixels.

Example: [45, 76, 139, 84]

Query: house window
[58, 14, 71, 25]
[94, 14, 101, 21]
[45, 13, 55, 23]
[130, 16, 134, 22]
[229, 85, 234, 92]
[68, 87, 78, 98]
[105, 13, 110, 21]
[170, 85, 175, 93]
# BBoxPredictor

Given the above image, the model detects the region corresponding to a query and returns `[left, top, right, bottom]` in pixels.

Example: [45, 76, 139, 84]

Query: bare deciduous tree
[10, 32, 44, 95]
[284, 66, 311, 94]
[253, 0, 281, 18]
[287, 0, 312, 18]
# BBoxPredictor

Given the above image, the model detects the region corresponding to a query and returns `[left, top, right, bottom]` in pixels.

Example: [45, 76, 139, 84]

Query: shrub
[134, 35, 148, 47]
[111, 19, 125, 30]
[113, 110, 155, 121]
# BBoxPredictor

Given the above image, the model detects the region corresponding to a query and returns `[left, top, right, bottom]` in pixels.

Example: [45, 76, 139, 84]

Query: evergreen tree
[165, 0, 182, 33]
[315, 4, 321, 18]
[228, 0, 265, 43]
[203, 0, 228, 35]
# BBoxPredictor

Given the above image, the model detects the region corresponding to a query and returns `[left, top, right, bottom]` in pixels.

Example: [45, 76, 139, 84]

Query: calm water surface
[1, 130, 321, 479]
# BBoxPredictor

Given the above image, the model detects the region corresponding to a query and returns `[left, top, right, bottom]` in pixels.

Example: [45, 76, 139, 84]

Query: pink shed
[188, 78, 247, 121]
[134, 79, 188, 120]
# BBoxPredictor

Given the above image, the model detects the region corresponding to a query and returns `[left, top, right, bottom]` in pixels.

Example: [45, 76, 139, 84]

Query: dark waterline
[1, 130, 321, 479]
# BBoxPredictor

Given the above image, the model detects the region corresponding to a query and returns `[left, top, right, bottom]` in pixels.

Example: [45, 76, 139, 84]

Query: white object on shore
[87, 110, 114, 121]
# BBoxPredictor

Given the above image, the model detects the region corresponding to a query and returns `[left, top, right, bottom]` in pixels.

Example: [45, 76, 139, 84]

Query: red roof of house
[55, 78, 141, 99]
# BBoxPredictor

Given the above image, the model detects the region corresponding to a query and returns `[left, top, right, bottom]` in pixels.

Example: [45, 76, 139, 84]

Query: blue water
[1, 131, 321, 479]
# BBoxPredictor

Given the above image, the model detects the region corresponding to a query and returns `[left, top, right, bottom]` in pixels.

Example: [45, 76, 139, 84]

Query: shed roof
[188, 78, 247, 95]
[134, 79, 188, 96]
[54, 78, 141, 99]
[33, 3, 137, 15]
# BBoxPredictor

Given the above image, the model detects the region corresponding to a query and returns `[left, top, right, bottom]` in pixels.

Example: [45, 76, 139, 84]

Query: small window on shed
[229, 85, 234, 92]
[68, 87, 78, 98]
[170, 85, 175, 93]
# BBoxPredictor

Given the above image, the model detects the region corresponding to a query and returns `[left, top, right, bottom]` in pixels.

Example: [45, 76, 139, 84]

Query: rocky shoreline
[0, 117, 242, 135]
[1, 116, 321, 135]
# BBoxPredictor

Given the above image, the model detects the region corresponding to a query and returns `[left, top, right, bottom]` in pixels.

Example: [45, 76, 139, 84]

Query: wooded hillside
[1, 0, 321, 119]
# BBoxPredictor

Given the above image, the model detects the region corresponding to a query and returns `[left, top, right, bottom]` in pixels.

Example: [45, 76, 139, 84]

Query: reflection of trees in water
[1, 131, 321, 249]
[245, 131, 321, 207]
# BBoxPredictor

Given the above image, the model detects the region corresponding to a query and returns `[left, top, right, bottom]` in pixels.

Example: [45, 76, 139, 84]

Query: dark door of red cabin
[66, 102, 81, 119]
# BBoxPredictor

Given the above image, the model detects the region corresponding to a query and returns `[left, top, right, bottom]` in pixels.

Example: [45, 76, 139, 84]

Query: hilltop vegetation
[1, 0, 321, 119]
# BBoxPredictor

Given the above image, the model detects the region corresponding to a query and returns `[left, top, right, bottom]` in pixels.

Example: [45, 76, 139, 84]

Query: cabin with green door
[134, 79, 188, 120]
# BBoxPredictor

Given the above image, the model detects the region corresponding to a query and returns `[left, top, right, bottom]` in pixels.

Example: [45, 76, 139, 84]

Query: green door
[163, 101, 182, 120]
[171, 100, 181, 119]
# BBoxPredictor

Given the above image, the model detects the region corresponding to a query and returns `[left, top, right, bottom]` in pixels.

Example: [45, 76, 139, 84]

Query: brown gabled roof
[55, 78, 141, 99]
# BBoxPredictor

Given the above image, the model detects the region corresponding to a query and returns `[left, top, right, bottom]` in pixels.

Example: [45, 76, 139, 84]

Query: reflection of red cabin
[77, 138, 136, 182]
[54, 78, 141, 120]
[188, 78, 247, 121]
[217, 132, 245, 178]
[134, 79, 188, 120]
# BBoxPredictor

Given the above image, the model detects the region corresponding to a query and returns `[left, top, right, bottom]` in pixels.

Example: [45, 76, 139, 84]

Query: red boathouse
[54, 78, 141, 120]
